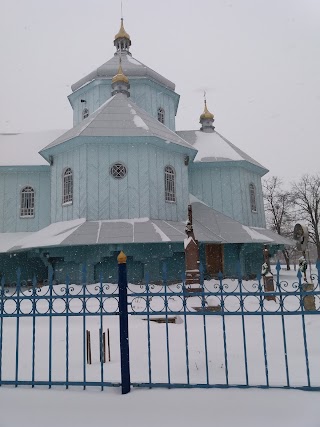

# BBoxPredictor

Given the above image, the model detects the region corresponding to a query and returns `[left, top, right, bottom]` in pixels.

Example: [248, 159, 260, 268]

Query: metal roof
[5, 200, 294, 253]
[41, 94, 195, 153]
[177, 130, 267, 171]
[71, 52, 175, 92]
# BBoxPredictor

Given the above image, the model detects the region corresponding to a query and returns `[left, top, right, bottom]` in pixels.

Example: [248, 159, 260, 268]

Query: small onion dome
[114, 18, 131, 41]
[112, 63, 129, 84]
[200, 100, 214, 121]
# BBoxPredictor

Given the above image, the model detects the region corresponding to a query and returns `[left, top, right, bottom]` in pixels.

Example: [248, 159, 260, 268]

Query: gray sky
[1, 0, 319, 181]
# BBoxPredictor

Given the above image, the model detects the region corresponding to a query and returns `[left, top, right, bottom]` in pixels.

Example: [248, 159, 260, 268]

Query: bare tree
[263, 176, 294, 270]
[291, 174, 320, 261]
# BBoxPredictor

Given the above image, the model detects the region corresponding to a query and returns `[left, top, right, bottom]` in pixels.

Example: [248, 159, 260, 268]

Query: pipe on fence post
[118, 251, 131, 394]
[99, 329, 106, 363]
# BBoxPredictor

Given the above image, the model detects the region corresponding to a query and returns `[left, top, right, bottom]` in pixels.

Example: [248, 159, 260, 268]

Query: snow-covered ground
[0, 386, 319, 427]
[0, 266, 319, 426]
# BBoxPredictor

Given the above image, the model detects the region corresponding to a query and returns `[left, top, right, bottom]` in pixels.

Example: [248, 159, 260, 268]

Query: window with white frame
[165, 166, 176, 202]
[20, 186, 35, 217]
[158, 107, 165, 124]
[63, 168, 73, 204]
[249, 183, 257, 212]
[82, 108, 89, 120]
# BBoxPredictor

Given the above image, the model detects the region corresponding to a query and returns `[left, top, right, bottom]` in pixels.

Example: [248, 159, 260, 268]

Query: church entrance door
[205, 244, 224, 276]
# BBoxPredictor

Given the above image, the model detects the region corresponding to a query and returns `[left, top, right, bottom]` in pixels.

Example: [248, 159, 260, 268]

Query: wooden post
[86, 330, 92, 365]
[107, 328, 111, 362]
[103, 332, 106, 363]
[99, 329, 106, 363]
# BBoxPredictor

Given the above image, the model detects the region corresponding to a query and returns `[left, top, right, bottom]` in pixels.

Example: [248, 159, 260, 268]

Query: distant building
[0, 19, 291, 284]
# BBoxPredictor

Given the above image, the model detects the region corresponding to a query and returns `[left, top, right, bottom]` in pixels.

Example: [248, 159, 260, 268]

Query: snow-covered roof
[0, 130, 66, 166]
[0, 232, 33, 253]
[41, 94, 195, 153]
[2, 199, 293, 253]
[177, 130, 267, 171]
[71, 52, 175, 92]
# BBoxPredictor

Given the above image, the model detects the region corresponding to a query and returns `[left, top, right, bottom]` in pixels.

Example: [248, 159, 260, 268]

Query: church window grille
[110, 163, 127, 179]
[82, 108, 89, 120]
[249, 183, 257, 212]
[165, 166, 176, 202]
[20, 186, 35, 217]
[63, 168, 73, 204]
[158, 108, 165, 124]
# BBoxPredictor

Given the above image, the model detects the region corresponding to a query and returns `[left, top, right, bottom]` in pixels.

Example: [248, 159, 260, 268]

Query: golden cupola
[114, 18, 132, 53]
[112, 63, 129, 84]
[200, 99, 215, 132]
[111, 61, 130, 97]
[200, 100, 214, 121]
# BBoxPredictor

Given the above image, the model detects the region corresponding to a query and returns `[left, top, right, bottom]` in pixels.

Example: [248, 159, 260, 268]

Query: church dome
[114, 18, 131, 41]
[112, 63, 129, 84]
[200, 100, 214, 121]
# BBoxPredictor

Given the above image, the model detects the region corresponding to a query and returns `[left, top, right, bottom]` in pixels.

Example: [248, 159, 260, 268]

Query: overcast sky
[1, 0, 319, 181]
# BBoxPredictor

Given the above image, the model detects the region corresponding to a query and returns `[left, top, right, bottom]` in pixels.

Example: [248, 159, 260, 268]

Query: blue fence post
[15, 268, 21, 387]
[118, 251, 130, 395]
[0, 275, 4, 386]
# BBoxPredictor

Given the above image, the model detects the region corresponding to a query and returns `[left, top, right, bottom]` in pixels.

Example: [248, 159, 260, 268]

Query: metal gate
[0, 266, 121, 390]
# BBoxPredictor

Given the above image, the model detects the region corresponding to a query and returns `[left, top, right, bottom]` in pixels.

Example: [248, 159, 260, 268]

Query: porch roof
[2, 202, 294, 253]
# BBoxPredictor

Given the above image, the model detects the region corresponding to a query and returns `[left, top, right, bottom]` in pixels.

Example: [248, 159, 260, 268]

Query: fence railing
[0, 260, 320, 393]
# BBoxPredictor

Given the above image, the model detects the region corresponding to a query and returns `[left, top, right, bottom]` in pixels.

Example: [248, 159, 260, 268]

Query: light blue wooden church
[0, 20, 291, 284]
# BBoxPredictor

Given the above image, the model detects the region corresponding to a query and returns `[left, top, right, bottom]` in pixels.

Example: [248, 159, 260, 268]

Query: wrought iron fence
[0, 267, 120, 390]
[1, 260, 320, 393]
[128, 262, 320, 391]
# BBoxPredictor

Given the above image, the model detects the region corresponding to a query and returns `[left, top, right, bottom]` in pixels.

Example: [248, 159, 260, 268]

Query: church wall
[239, 169, 266, 228]
[50, 145, 87, 223]
[0, 240, 277, 285]
[50, 140, 189, 223]
[189, 164, 266, 227]
[72, 82, 111, 127]
[0, 169, 50, 233]
[86, 140, 189, 221]
[71, 79, 177, 131]
[13, 242, 186, 284]
[129, 80, 177, 131]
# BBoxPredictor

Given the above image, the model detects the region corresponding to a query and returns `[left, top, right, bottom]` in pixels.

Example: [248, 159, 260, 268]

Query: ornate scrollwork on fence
[127, 261, 320, 316]
[0, 270, 119, 317]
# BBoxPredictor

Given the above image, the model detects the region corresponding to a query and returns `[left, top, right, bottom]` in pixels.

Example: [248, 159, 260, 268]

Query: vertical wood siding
[0, 170, 50, 233]
[49, 139, 189, 223]
[72, 80, 177, 131]
[189, 164, 266, 227]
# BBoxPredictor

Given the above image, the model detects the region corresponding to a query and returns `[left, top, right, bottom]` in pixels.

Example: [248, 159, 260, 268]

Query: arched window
[158, 107, 165, 124]
[20, 186, 35, 217]
[249, 183, 257, 212]
[165, 166, 176, 202]
[82, 108, 89, 120]
[63, 168, 73, 204]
